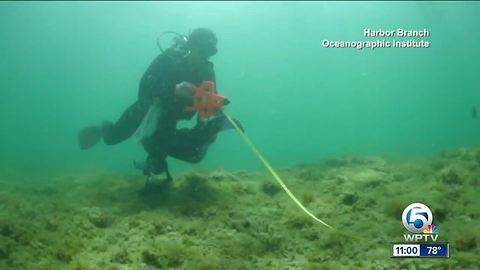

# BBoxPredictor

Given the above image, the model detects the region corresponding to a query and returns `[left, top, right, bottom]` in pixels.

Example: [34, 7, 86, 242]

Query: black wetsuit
[102, 52, 220, 174]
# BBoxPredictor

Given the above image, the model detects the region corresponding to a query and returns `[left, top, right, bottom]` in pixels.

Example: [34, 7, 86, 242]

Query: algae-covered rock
[0, 221, 14, 238]
[438, 169, 463, 185]
[260, 181, 281, 196]
[44, 219, 59, 232]
[430, 159, 447, 171]
[111, 249, 131, 264]
[474, 150, 480, 164]
[207, 170, 240, 182]
[141, 250, 162, 268]
[342, 192, 359, 206]
[86, 207, 113, 228]
[173, 173, 220, 216]
[1, 147, 479, 270]
[285, 211, 314, 229]
[302, 192, 315, 205]
[455, 226, 479, 252]
[55, 250, 73, 263]
[324, 157, 350, 167]
[296, 168, 324, 181]
[0, 240, 10, 259]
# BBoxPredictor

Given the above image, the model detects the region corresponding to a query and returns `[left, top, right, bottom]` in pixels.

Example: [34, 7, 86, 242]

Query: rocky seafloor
[0, 148, 479, 270]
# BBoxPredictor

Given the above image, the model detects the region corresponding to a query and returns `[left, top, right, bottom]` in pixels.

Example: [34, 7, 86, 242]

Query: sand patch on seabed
[0, 148, 479, 270]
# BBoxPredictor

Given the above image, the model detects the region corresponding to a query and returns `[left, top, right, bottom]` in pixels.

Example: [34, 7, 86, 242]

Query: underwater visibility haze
[0, 2, 479, 269]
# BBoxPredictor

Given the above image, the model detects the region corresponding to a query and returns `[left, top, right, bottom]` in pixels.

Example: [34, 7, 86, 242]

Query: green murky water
[0, 2, 478, 269]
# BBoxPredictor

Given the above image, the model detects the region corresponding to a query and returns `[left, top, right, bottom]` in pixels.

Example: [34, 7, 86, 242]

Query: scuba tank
[132, 31, 190, 143]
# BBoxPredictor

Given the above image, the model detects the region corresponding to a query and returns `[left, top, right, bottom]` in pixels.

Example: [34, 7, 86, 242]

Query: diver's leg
[102, 100, 150, 145]
[166, 129, 212, 163]
[102, 67, 157, 146]
[140, 127, 174, 179]
[78, 100, 150, 149]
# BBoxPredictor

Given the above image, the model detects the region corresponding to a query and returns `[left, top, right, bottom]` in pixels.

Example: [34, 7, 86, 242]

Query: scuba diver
[78, 28, 242, 180]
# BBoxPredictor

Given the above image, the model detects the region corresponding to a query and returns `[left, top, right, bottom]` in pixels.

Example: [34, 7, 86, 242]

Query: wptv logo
[393, 202, 448, 258]
[402, 203, 439, 242]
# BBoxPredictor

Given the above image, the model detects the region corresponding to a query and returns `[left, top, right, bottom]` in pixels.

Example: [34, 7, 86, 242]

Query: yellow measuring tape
[221, 109, 400, 251]
[222, 110, 335, 230]
[221, 110, 389, 248]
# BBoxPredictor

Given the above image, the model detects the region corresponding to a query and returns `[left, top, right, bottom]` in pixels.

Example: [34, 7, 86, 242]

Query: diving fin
[78, 125, 102, 150]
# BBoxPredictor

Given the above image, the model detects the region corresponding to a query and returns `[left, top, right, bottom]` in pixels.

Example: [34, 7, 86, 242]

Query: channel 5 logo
[402, 203, 439, 242]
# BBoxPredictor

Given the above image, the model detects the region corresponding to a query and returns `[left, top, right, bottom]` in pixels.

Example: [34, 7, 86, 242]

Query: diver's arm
[205, 61, 216, 84]
[173, 61, 217, 103]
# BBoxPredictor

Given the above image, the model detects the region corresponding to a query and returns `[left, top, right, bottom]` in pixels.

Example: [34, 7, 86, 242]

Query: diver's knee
[188, 154, 204, 164]
[185, 149, 208, 163]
